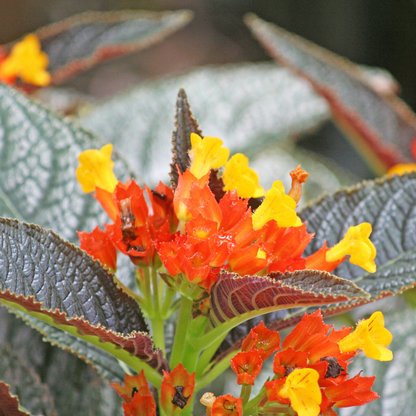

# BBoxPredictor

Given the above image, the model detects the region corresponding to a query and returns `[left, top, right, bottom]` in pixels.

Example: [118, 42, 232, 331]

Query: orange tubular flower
[211, 395, 243, 416]
[110, 372, 156, 416]
[77, 226, 117, 272]
[230, 350, 263, 385]
[323, 373, 379, 409]
[160, 363, 195, 416]
[241, 321, 281, 360]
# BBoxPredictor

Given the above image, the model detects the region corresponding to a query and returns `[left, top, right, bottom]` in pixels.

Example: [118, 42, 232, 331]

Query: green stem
[244, 387, 267, 416]
[170, 296, 193, 367]
[151, 317, 166, 352]
[240, 384, 252, 406]
[194, 351, 235, 391]
[151, 266, 161, 315]
[160, 285, 177, 318]
[196, 334, 228, 377]
[138, 266, 153, 317]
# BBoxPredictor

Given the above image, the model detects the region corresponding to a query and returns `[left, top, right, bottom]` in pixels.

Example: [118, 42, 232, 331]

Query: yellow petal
[387, 163, 416, 177]
[76, 144, 118, 193]
[189, 134, 229, 179]
[0, 34, 51, 86]
[326, 223, 377, 273]
[223, 153, 264, 198]
[279, 369, 321, 416]
[338, 311, 393, 361]
[252, 181, 300, 229]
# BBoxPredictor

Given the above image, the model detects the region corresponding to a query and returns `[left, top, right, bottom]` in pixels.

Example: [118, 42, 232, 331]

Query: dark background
[2, 0, 416, 179]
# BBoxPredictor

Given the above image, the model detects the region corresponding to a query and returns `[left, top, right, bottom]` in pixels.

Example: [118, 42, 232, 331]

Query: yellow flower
[251, 181, 301, 229]
[76, 144, 118, 193]
[278, 369, 321, 416]
[338, 311, 393, 361]
[387, 163, 416, 177]
[0, 34, 51, 86]
[189, 133, 229, 179]
[326, 223, 376, 273]
[223, 153, 264, 198]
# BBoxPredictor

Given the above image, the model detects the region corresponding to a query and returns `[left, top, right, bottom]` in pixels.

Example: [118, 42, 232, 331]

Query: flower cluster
[111, 364, 194, 416]
[76, 135, 377, 296]
[0, 34, 51, 87]
[203, 310, 392, 416]
[110, 310, 392, 416]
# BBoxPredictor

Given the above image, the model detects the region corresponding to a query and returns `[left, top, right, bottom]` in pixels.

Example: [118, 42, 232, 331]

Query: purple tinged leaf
[170, 88, 203, 188]
[0, 382, 31, 416]
[245, 14, 416, 174]
[209, 270, 369, 327]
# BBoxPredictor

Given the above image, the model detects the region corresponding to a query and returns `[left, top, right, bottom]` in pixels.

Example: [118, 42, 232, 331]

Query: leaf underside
[0, 217, 168, 372]
[0, 382, 31, 416]
[0, 342, 56, 416]
[245, 14, 416, 173]
[209, 270, 369, 327]
[8, 10, 193, 85]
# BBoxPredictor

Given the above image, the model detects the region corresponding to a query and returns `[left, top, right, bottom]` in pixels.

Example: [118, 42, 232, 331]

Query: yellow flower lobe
[278, 369, 321, 416]
[0, 34, 51, 86]
[326, 222, 376, 273]
[251, 181, 301, 230]
[387, 163, 416, 177]
[223, 153, 264, 198]
[76, 144, 118, 193]
[338, 311, 393, 361]
[189, 133, 229, 179]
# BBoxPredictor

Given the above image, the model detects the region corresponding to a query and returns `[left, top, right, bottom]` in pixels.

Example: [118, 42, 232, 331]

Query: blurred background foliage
[3, 0, 416, 180]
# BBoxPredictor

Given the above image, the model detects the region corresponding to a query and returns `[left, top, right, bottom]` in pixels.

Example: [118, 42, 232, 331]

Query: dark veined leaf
[245, 14, 416, 174]
[299, 172, 416, 317]
[0, 82, 132, 244]
[0, 306, 122, 416]
[79, 62, 330, 186]
[170, 88, 202, 188]
[3, 10, 193, 85]
[208, 270, 369, 327]
[0, 217, 168, 373]
[0, 382, 31, 416]
[0, 343, 56, 416]
[11, 310, 125, 383]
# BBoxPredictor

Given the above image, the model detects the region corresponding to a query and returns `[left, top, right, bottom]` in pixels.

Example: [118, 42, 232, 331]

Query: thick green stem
[170, 296, 193, 367]
[240, 384, 252, 406]
[151, 317, 166, 352]
[194, 351, 235, 391]
[151, 266, 161, 315]
[196, 334, 228, 377]
[160, 285, 177, 318]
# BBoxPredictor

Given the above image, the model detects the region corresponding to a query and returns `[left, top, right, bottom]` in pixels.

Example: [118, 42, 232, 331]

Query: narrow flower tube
[326, 223, 377, 273]
[338, 311, 393, 361]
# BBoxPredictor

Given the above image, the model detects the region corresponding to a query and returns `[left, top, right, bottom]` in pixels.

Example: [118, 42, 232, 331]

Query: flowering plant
[0, 7, 416, 416]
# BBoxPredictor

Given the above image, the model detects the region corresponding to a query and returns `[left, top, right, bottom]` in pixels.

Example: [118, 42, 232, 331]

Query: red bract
[272, 347, 308, 376]
[230, 350, 263, 385]
[160, 363, 195, 416]
[77, 226, 117, 272]
[241, 321, 281, 360]
[282, 310, 350, 363]
[323, 373, 379, 409]
[211, 395, 243, 416]
[123, 395, 156, 416]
